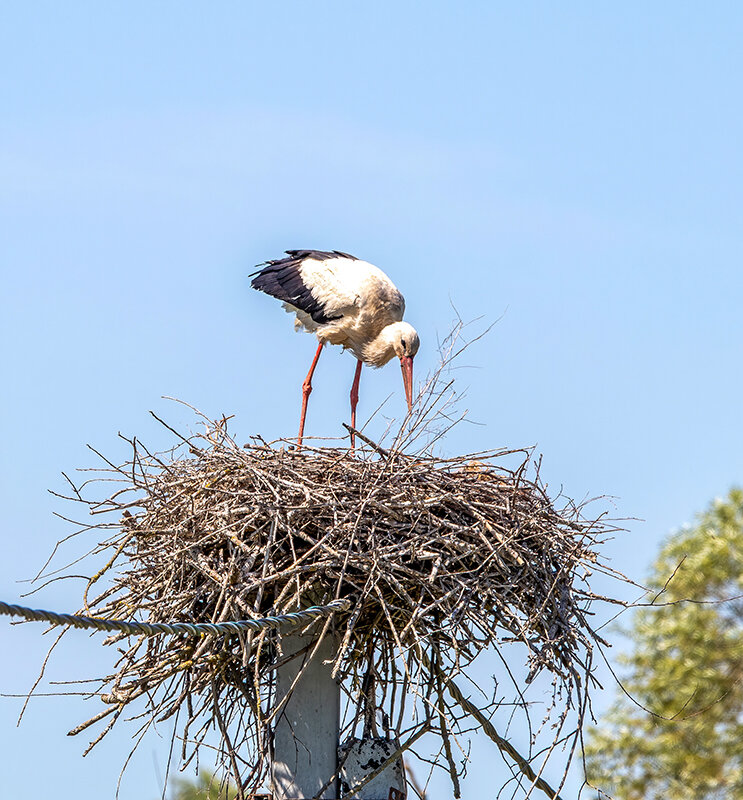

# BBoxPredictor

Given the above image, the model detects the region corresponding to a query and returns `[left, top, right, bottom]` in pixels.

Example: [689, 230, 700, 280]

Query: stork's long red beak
[400, 355, 414, 413]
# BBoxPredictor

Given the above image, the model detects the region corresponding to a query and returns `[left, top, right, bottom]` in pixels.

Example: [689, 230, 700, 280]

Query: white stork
[251, 250, 420, 447]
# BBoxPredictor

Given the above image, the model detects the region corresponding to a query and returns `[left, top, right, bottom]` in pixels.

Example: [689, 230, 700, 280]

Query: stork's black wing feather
[251, 250, 357, 324]
[284, 249, 358, 262]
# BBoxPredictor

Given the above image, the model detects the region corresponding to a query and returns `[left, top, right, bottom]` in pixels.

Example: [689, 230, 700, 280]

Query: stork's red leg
[298, 341, 324, 448]
[349, 359, 363, 449]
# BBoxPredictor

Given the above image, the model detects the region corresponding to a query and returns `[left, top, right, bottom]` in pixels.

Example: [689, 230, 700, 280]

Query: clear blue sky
[2, 3, 742, 798]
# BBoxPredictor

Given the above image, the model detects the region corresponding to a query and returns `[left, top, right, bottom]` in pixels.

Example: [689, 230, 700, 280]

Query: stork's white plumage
[251, 250, 420, 447]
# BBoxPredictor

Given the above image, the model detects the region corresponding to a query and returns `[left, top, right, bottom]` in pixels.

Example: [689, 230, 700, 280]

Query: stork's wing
[250, 251, 354, 324]
[251, 250, 405, 329]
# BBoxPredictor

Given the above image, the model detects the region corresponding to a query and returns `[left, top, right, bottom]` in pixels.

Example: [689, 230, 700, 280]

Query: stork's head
[389, 321, 419, 413]
[364, 322, 419, 411]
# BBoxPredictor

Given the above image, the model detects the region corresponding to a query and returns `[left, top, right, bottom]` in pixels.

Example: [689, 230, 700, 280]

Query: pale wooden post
[272, 632, 340, 799]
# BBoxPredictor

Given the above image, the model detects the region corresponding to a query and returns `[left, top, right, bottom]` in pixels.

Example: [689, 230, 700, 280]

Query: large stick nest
[46, 419, 613, 798]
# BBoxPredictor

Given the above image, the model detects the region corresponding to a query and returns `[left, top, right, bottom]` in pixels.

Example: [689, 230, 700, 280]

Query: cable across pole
[0, 598, 350, 638]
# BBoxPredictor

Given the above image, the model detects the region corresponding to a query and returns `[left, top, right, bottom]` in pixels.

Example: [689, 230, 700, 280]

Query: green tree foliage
[585, 488, 743, 799]
[169, 771, 237, 800]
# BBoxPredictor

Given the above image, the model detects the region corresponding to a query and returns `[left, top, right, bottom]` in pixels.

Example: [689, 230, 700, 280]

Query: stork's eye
[401, 338, 407, 348]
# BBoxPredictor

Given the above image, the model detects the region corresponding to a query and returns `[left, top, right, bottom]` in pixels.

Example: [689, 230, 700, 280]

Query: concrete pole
[272, 632, 340, 799]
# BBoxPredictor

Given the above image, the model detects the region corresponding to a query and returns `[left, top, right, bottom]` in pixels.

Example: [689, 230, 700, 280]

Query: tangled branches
[34, 415, 618, 798]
